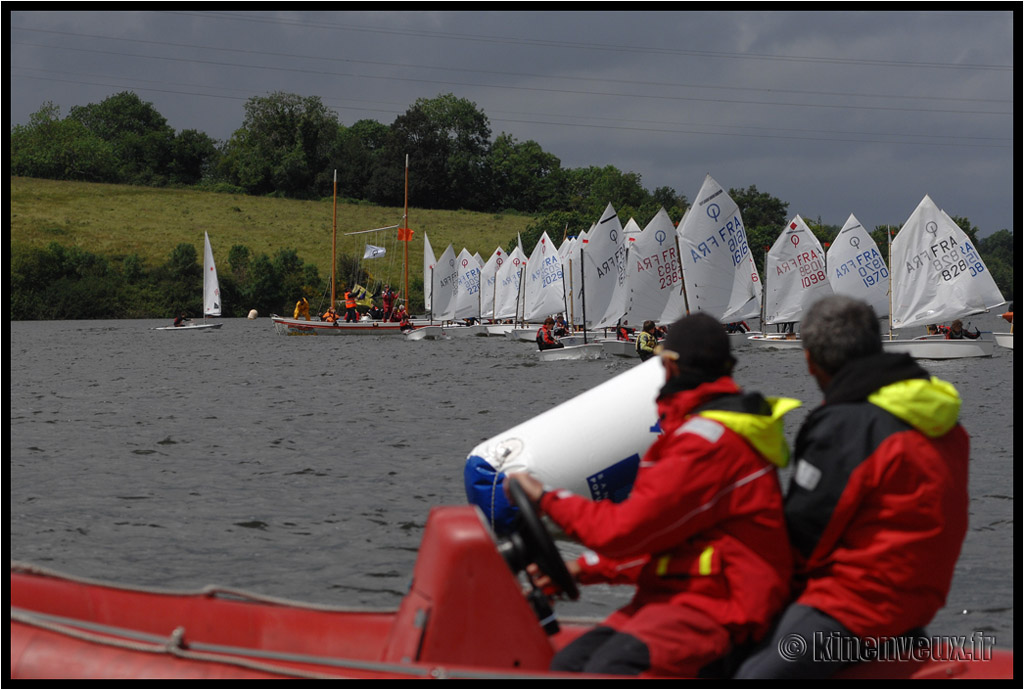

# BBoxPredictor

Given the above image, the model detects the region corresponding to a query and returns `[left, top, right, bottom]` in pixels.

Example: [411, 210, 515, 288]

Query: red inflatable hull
[9, 506, 1015, 680]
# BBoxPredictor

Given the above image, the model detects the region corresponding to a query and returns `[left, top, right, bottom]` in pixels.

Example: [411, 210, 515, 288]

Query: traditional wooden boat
[270, 315, 409, 336]
[272, 164, 416, 337]
[11, 483, 1014, 680]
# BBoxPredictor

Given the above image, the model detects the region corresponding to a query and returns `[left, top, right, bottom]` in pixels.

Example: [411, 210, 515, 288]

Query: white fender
[464, 357, 665, 531]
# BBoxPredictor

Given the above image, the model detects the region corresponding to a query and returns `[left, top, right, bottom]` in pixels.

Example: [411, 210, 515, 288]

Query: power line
[11, 70, 1011, 151]
[10, 39, 1012, 118]
[163, 10, 1015, 72]
[11, 27, 1013, 107]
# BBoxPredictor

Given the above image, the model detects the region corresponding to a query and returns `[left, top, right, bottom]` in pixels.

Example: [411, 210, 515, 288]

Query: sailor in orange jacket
[510, 313, 799, 677]
[343, 290, 359, 323]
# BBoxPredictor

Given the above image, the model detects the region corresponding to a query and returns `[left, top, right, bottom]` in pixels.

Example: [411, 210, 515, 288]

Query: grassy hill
[10, 177, 537, 289]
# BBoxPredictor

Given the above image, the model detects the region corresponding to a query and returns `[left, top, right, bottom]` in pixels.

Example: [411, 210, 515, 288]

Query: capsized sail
[891, 195, 1005, 329]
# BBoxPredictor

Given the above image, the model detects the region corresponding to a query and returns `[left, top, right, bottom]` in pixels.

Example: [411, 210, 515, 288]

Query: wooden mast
[403, 154, 410, 308]
[331, 169, 338, 309]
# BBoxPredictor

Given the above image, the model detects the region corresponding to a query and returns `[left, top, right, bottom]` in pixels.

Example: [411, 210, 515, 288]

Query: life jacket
[345, 292, 357, 309]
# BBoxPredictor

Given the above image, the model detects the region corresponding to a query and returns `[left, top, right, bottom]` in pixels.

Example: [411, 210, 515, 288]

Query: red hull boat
[9, 502, 1015, 680]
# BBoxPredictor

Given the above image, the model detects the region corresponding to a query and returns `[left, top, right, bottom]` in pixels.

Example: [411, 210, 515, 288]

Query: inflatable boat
[10, 483, 1014, 680]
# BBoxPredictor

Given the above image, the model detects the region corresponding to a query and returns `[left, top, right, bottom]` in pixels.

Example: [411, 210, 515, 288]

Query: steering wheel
[506, 478, 580, 601]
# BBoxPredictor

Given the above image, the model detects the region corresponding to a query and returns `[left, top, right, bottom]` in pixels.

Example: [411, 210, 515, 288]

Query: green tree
[69, 91, 177, 185]
[219, 92, 340, 198]
[10, 103, 119, 182]
[331, 119, 390, 200]
[150, 243, 202, 315]
[649, 186, 689, 222]
[487, 133, 565, 212]
[10, 243, 125, 319]
[729, 185, 790, 272]
[977, 229, 1015, 302]
[522, 210, 590, 256]
[168, 129, 219, 185]
[370, 93, 492, 210]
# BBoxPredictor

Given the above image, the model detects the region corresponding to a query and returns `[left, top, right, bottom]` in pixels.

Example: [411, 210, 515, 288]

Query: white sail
[622, 217, 642, 240]
[523, 232, 567, 322]
[764, 215, 833, 325]
[673, 175, 760, 323]
[575, 203, 628, 329]
[203, 232, 221, 317]
[453, 248, 482, 320]
[891, 195, 1005, 329]
[722, 253, 763, 323]
[431, 244, 459, 321]
[479, 247, 506, 319]
[493, 244, 527, 320]
[622, 207, 681, 328]
[827, 214, 889, 318]
[423, 233, 437, 311]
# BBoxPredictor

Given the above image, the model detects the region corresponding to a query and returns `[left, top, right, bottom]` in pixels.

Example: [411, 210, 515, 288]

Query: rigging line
[12, 66, 1011, 150]
[10, 40, 1012, 117]
[342, 225, 400, 236]
[159, 11, 1015, 72]
[12, 27, 1013, 105]
[16, 67, 1008, 148]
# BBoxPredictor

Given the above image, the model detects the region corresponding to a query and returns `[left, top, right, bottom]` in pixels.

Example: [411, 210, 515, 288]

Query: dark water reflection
[9, 313, 1015, 647]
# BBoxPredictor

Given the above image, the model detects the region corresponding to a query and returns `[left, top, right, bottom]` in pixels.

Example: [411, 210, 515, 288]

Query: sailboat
[154, 232, 223, 331]
[271, 167, 414, 336]
[668, 175, 763, 346]
[749, 214, 832, 348]
[601, 208, 679, 358]
[540, 206, 628, 361]
[881, 195, 1004, 359]
[826, 214, 889, 317]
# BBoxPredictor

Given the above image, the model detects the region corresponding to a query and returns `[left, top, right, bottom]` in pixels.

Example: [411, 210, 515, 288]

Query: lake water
[8, 311, 1015, 648]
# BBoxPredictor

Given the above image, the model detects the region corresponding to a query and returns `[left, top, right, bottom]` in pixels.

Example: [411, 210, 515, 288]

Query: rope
[10, 562, 393, 613]
[10, 608, 397, 679]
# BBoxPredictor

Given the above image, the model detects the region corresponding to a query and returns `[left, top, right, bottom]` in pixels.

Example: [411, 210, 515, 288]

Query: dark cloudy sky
[9, 9, 1016, 236]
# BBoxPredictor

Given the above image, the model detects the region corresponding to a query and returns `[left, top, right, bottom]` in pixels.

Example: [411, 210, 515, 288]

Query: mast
[886, 224, 894, 340]
[403, 154, 410, 309]
[580, 246, 588, 344]
[331, 169, 338, 308]
[674, 234, 690, 316]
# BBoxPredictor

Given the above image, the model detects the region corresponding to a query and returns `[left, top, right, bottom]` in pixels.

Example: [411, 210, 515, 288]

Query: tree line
[10, 90, 686, 226]
[9, 240, 358, 322]
[10, 89, 1015, 314]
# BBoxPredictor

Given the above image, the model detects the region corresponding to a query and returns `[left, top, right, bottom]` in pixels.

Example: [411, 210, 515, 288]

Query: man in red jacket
[509, 313, 799, 677]
[734, 295, 970, 679]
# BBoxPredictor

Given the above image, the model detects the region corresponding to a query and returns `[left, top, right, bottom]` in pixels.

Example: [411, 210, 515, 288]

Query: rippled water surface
[9, 313, 1015, 647]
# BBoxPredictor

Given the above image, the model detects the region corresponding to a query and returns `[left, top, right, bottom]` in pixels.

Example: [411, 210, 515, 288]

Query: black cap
[657, 313, 735, 376]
